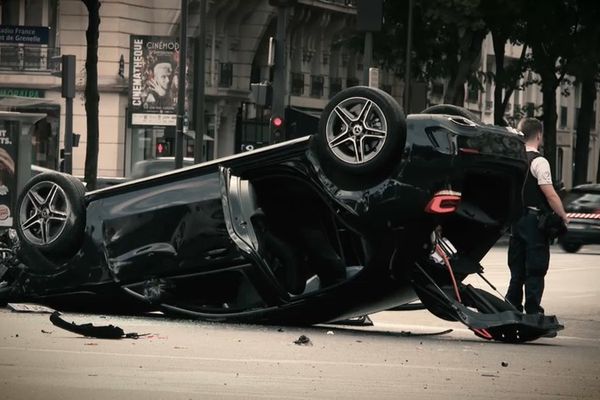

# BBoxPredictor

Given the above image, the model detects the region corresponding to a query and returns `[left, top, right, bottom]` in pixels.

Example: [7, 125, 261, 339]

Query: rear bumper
[562, 222, 600, 244]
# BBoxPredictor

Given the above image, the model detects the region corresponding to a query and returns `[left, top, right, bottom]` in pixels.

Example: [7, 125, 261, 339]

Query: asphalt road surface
[1, 245, 599, 400]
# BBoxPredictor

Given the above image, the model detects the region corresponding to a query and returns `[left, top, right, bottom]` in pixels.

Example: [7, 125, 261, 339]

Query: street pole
[271, 5, 287, 143]
[175, 0, 188, 169]
[404, 0, 414, 113]
[363, 32, 373, 85]
[193, 0, 206, 164]
[64, 95, 73, 174]
[60, 54, 76, 174]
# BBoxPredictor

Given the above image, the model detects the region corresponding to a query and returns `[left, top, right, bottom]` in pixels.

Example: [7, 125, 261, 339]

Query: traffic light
[50, 54, 76, 98]
[156, 141, 170, 156]
[270, 115, 285, 142]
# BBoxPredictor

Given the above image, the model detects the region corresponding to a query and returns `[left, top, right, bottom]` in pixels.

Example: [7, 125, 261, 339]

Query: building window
[432, 82, 444, 98]
[525, 102, 535, 117]
[291, 73, 304, 96]
[330, 77, 342, 98]
[560, 106, 568, 128]
[346, 77, 359, 88]
[513, 104, 521, 118]
[219, 62, 233, 88]
[592, 100, 597, 131]
[0, 0, 20, 24]
[310, 75, 324, 98]
[557, 148, 563, 183]
[467, 84, 478, 103]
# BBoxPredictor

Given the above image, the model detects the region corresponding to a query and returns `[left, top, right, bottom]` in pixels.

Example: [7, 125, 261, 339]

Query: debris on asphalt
[326, 331, 334, 335]
[294, 335, 312, 346]
[399, 329, 453, 337]
[331, 315, 374, 326]
[41, 330, 52, 334]
[501, 361, 509, 367]
[49, 311, 147, 339]
[277, 328, 284, 332]
[7, 303, 55, 313]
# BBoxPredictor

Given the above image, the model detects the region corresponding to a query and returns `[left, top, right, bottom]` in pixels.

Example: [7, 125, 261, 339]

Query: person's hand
[147, 79, 166, 97]
[562, 215, 570, 225]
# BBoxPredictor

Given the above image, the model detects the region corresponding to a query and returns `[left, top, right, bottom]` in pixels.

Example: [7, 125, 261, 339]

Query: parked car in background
[129, 157, 195, 179]
[560, 184, 600, 253]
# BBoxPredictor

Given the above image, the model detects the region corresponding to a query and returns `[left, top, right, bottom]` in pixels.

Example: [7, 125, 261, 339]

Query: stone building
[0, 0, 597, 187]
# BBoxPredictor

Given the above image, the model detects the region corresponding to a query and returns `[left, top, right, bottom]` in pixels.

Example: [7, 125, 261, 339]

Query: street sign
[0, 25, 50, 45]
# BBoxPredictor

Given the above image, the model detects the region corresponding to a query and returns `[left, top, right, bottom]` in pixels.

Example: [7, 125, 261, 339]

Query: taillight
[425, 190, 462, 214]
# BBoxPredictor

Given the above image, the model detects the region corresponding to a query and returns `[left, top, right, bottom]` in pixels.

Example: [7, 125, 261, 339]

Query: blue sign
[0, 25, 50, 45]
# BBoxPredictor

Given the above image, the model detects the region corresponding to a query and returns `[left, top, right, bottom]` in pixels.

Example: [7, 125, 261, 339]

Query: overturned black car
[1, 87, 563, 343]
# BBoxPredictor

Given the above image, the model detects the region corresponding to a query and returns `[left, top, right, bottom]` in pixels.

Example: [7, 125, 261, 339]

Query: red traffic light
[271, 116, 283, 128]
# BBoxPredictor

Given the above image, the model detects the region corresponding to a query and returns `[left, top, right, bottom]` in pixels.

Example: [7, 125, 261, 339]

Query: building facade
[0, 0, 597, 188]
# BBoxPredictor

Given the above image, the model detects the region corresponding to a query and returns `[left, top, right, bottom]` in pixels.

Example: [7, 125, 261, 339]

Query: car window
[565, 192, 600, 212]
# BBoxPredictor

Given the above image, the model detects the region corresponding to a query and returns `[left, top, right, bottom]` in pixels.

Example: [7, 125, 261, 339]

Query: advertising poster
[129, 35, 194, 127]
[0, 120, 18, 227]
[129, 35, 179, 126]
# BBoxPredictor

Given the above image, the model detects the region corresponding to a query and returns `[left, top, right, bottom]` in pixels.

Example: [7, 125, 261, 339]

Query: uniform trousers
[506, 212, 550, 314]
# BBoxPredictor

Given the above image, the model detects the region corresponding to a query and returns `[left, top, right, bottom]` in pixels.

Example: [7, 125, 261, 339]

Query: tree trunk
[540, 74, 559, 180]
[573, 74, 596, 185]
[492, 32, 506, 125]
[83, 0, 100, 190]
[444, 29, 487, 106]
[597, 150, 600, 183]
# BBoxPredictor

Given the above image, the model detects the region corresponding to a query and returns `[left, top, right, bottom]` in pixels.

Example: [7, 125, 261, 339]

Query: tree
[375, 0, 488, 106]
[523, 0, 578, 178]
[420, 0, 489, 105]
[570, 0, 600, 185]
[82, 0, 101, 190]
[480, 0, 527, 125]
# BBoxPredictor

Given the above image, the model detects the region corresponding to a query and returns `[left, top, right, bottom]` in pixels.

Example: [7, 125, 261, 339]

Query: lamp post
[175, 0, 188, 169]
[193, 0, 206, 164]
[404, 0, 414, 113]
[269, 0, 297, 143]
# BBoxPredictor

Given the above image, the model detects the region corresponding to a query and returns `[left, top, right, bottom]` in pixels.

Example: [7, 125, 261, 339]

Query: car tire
[559, 241, 582, 253]
[314, 86, 406, 178]
[420, 104, 482, 125]
[15, 172, 86, 258]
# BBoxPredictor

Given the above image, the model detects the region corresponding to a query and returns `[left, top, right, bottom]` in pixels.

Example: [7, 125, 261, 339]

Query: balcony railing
[0, 46, 60, 72]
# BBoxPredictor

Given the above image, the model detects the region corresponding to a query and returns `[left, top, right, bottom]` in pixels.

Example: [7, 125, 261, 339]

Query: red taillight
[459, 148, 480, 154]
[425, 190, 462, 214]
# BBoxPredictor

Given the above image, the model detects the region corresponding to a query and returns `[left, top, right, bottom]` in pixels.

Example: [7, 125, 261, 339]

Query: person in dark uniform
[506, 118, 569, 314]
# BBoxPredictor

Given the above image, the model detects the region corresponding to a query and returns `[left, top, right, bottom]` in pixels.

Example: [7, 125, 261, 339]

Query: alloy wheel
[325, 96, 388, 165]
[19, 180, 71, 246]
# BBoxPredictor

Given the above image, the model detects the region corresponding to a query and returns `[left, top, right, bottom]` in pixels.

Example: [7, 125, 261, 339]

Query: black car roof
[571, 184, 600, 194]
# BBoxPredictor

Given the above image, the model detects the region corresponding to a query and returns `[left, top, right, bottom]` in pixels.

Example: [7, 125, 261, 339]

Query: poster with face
[0, 120, 18, 227]
[129, 35, 180, 126]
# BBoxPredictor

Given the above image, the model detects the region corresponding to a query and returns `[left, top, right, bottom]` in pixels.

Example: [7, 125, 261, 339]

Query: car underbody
[0, 87, 564, 343]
